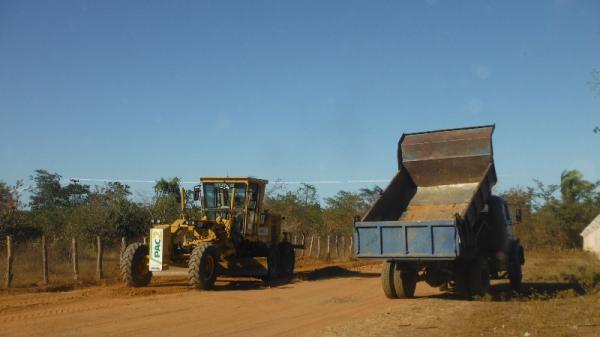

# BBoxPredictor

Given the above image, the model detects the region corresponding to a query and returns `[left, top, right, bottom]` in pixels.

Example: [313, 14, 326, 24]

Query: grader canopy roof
[363, 125, 497, 222]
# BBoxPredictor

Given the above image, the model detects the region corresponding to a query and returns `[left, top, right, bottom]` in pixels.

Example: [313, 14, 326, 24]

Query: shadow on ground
[138, 265, 379, 292]
[487, 281, 585, 301]
[213, 266, 379, 291]
[295, 266, 379, 281]
[425, 281, 585, 302]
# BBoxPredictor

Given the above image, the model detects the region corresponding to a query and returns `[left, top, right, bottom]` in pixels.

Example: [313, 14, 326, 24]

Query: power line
[67, 177, 389, 186]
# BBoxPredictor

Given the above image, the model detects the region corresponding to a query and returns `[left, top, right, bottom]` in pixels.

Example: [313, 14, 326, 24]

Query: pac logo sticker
[149, 228, 163, 271]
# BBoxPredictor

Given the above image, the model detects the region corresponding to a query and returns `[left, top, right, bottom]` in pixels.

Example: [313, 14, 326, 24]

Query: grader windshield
[198, 178, 264, 236]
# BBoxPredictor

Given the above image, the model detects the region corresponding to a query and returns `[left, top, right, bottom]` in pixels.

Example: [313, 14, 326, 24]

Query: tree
[359, 186, 383, 208]
[0, 180, 22, 237]
[28, 170, 90, 210]
[265, 184, 322, 235]
[523, 170, 600, 248]
[560, 170, 597, 204]
[154, 177, 181, 199]
[48, 181, 151, 243]
[151, 177, 183, 223]
[322, 186, 382, 236]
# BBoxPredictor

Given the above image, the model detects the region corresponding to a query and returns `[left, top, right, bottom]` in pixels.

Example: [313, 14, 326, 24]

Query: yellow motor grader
[120, 177, 299, 289]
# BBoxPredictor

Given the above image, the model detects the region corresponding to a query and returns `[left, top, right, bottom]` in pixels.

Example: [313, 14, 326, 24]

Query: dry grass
[318, 249, 600, 337]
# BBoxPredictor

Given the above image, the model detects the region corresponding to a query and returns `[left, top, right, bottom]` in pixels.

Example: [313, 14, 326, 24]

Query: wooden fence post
[96, 236, 103, 280]
[120, 237, 127, 256]
[316, 236, 321, 259]
[334, 235, 339, 259]
[5, 235, 13, 288]
[42, 235, 49, 285]
[72, 237, 79, 281]
[349, 236, 353, 257]
[326, 234, 331, 260]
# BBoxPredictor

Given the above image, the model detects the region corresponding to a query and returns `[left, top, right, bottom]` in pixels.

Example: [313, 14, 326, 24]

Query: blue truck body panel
[354, 220, 459, 259]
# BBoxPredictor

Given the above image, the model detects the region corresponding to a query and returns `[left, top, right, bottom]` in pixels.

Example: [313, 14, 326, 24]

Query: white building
[581, 214, 600, 257]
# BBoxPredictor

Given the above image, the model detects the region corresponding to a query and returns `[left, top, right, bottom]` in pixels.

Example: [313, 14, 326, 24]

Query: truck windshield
[203, 183, 234, 209]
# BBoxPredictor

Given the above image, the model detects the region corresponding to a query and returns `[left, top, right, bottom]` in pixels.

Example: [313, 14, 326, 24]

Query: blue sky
[1, 0, 599, 201]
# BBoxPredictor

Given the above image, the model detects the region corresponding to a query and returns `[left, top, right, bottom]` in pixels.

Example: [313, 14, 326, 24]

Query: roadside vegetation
[0, 168, 599, 250]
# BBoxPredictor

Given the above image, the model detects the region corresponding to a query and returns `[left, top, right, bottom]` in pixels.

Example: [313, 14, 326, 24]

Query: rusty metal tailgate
[354, 220, 459, 259]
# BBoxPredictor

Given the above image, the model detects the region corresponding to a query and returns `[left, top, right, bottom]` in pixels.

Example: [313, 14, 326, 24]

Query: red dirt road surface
[1, 260, 598, 337]
[0, 262, 441, 337]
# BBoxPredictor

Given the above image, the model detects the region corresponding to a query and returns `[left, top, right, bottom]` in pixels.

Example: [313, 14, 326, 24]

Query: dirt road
[0, 259, 598, 337]
[0, 263, 437, 337]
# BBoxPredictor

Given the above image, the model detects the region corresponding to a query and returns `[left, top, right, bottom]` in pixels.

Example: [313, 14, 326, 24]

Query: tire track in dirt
[0, 263, 443, 337]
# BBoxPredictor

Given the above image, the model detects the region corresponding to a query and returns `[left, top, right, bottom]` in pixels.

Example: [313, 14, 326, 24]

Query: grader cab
[120, 177, 298, 290]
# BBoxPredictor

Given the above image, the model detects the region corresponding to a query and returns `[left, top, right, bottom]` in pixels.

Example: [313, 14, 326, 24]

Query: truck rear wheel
[278, 242, 295, 278]
[454, 261, 469, 298]
[455, 257, 490, 299]
[467, 257, 490, 298]
[393, 264, 417, 298]
[188, 244, 219, 290]
[381, 261, 397, 299]
[121, 243, 152, 287]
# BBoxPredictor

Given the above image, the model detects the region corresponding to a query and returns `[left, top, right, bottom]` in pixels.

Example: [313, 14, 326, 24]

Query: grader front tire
[120, 243, 152, 287]
[188, 244, 219, 290]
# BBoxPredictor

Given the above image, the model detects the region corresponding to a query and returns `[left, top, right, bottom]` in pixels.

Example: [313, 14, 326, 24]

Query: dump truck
[120, 177, 300, 289]
[354, 125, 524, 299]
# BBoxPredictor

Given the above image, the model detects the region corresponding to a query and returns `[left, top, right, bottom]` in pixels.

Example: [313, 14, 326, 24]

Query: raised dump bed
[355, 125, 525, 298]
[355, 125, 496, 259]
[354, 125, 524, 299]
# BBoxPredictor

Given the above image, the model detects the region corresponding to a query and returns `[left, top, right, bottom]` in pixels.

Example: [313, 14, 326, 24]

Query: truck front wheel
[508, 246, 523, 290]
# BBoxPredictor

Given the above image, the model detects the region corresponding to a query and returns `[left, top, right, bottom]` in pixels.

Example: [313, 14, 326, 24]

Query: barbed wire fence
[1, 231, 355, 289]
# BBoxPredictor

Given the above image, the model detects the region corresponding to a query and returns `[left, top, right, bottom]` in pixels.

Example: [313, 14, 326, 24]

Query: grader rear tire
[381, 261, 398, 299]
[120, 243, 152, 287]
[188, 244, 219, 290]
[278, 242, 295, 278]
[265, 245, 281, 282]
